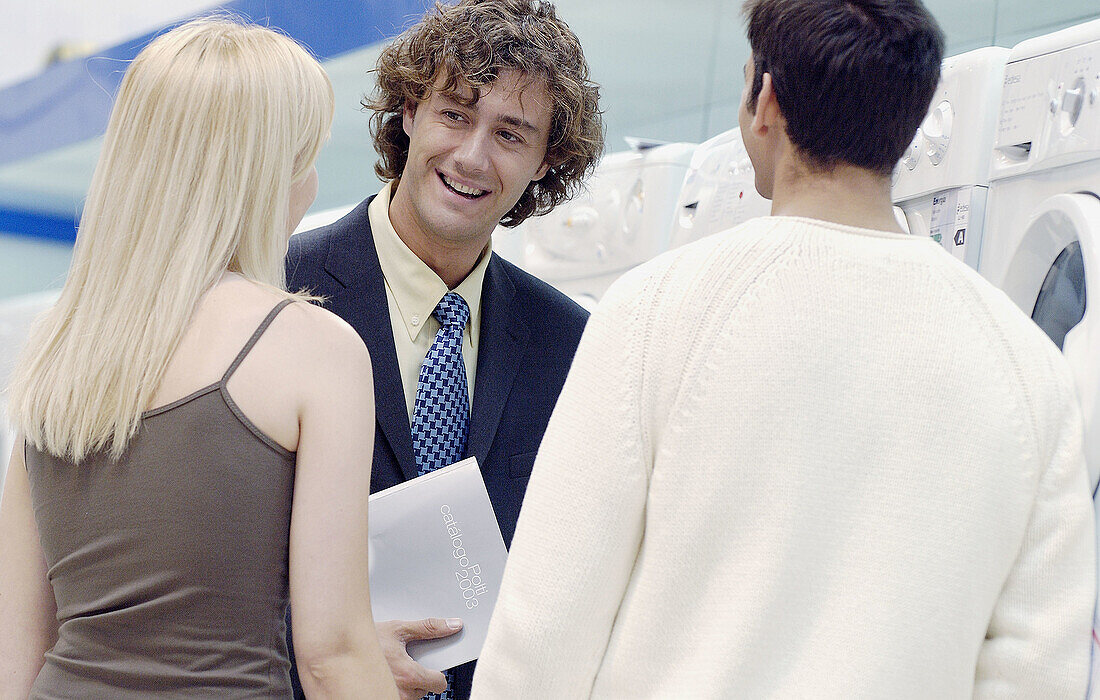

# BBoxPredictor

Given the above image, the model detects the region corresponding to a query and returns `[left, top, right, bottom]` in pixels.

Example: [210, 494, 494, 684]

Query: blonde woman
[0, 19, 397, 699]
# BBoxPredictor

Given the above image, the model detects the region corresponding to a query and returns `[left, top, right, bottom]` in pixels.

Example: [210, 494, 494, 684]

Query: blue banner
[0, 1, 436, 241]
[0, 0, 433, 167]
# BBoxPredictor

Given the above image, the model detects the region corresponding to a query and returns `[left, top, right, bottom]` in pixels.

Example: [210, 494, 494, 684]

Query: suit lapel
[323, 199, 419, 483]
[468, 255, 530, 468]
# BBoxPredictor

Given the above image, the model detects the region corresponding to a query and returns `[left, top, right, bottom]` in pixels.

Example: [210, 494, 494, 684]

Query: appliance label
[929, 186, 972, 264]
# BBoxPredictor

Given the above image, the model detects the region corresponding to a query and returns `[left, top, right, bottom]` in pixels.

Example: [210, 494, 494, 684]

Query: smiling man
[284, 1, 603, 699]
[388, 71, 553, 288]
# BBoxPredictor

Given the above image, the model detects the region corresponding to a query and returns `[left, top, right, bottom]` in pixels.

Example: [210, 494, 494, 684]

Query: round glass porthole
[1032, 240, 1086, 351]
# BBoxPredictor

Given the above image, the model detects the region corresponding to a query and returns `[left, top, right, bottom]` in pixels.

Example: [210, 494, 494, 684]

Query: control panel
[892, 46, 1008, 202]
[994, 34, 1100, 176]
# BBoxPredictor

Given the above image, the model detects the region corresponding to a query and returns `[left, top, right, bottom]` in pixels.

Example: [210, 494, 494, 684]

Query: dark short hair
[743, 0, 944, 175]
[365, 0, 605, 227]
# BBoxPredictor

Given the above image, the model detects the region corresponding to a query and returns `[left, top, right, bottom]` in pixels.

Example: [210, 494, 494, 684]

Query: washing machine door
[1004, 193, 1100, 487]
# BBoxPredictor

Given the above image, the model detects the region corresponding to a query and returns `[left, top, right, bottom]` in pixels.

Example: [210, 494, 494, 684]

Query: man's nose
[453, 128, 492, 176]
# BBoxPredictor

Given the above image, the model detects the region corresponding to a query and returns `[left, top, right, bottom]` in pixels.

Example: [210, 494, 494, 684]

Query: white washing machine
[499, 142, 697, 308]
[669, 128, 771, 248]
[293, 204, 357, 235]
[980, 21, 1100, 689]
[984, 20, 1100, 483]
[892, 47, 1009, 269]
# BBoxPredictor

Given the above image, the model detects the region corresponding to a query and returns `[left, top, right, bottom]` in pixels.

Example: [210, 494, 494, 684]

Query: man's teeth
[442, 174, 486, 196]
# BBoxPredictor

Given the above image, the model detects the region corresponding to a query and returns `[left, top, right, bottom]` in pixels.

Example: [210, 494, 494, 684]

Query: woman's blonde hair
[7, 18, 334, 462]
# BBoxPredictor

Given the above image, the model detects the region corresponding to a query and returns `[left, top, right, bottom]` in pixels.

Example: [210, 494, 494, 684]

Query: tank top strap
[220, 299, 296, 384]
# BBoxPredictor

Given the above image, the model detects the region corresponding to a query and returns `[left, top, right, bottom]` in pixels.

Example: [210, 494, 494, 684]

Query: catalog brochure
[368, 457, 508, 671]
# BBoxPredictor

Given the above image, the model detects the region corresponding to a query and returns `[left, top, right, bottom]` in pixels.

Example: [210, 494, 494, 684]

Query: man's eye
[499, 131, 520, 143]
[443, 110, 463, 122]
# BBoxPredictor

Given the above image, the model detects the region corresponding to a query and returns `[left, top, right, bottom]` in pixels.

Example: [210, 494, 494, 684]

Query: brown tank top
[25, 300, 297, 698]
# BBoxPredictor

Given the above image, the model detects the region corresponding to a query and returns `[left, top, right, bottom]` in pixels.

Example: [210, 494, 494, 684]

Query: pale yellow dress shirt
[368, 181, 490, 422]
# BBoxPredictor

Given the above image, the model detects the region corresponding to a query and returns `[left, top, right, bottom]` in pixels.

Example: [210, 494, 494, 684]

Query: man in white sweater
[470, 0, 1096, 698]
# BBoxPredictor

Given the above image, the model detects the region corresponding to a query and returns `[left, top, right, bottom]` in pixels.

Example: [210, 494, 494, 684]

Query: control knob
[923, 100, 953, 166]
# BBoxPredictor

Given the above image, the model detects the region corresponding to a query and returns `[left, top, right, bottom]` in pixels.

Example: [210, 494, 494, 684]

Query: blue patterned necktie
[410, 291, 470, 700]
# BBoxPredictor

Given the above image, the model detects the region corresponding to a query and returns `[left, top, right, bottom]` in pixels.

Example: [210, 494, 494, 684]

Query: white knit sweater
[470, 216, 1095, 699]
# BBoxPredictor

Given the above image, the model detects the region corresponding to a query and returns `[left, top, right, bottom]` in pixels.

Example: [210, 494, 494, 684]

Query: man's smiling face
[389, 69, 553, 253]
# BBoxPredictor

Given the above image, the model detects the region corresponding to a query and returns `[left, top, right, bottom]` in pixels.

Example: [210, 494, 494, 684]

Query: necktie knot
[434, 292, 470, 329]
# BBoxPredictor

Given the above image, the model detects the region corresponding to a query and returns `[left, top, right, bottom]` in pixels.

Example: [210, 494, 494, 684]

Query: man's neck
[394, 228, 488, 289]
[386, 183, 490, 289]
[768, 155, 903, 234]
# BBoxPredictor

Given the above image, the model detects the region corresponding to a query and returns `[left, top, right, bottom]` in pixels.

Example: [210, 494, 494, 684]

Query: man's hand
[377, 618, 463, 700]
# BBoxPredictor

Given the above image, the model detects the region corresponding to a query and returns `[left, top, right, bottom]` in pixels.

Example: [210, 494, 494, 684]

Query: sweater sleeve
[470, 276, 650, 699]
[974, 385, 1095, 698]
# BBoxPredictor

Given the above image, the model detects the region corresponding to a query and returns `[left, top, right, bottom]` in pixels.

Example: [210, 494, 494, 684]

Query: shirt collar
[369, 181, 490, 345]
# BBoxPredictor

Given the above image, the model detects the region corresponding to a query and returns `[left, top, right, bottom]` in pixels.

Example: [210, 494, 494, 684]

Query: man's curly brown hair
[364, 0, 604, 227]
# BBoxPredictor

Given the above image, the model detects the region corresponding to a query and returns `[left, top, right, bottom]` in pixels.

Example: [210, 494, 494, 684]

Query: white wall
[553, 0, 1100, 151]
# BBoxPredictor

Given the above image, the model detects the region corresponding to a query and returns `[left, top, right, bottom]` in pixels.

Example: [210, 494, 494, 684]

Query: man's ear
[750, 73, 781, 137]
[532, 159, 551, 182]
[402, 99, 418, 138]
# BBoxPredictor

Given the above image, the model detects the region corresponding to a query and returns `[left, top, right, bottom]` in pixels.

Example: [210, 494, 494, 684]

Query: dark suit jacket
[284, 195, 588, 699]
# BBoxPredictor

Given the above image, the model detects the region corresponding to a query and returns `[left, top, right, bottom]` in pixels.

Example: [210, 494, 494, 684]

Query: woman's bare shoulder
[271, 300, 368, 361]
[189, 277, 371, 388]
[202, 278, 365, 356]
